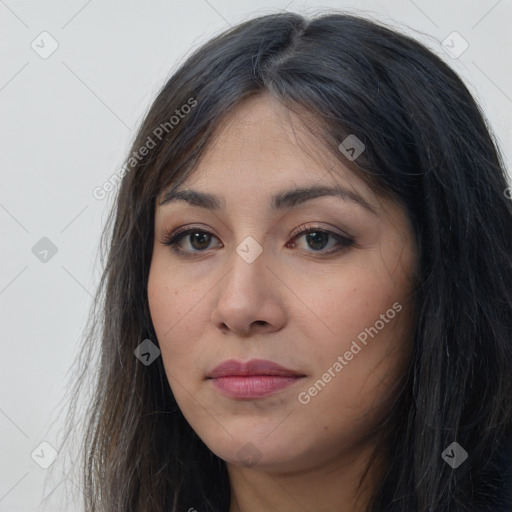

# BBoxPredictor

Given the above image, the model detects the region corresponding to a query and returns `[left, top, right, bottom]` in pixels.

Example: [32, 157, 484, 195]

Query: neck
[227, 440, 386, 512]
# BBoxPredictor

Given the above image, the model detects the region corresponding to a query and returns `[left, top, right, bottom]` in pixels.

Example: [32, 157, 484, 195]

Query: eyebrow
[159, 185, 376, 214]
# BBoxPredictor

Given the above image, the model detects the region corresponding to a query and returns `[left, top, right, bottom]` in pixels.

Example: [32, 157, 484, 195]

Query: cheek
[148, 249, 204, 332]
[293, 259, 410, 348]
[294, 305, 412, 450]
[147, 261, 207, 375]
[291, 252, 414, 414]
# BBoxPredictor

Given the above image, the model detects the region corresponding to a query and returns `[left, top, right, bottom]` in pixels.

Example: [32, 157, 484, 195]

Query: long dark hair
[62, 11, 512, 512]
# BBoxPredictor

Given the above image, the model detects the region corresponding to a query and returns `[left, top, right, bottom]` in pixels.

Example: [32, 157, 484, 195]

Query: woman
[65, 11, 512, 512]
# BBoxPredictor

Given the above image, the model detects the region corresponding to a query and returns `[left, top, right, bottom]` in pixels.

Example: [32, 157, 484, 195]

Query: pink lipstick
[207, 359, 305, 399]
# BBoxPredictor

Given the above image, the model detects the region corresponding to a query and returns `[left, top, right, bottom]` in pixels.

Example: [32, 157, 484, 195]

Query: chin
[200, 429, 312, 471]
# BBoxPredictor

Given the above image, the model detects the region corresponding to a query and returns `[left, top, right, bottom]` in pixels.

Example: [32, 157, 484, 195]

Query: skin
[148, 94, 417, 512]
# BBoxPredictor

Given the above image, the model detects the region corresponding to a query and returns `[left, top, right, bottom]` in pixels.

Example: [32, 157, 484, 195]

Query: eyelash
[160, 223, 354, 258]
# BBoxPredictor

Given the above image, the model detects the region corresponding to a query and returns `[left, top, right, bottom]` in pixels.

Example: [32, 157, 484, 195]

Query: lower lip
[210, 375, 303, 399]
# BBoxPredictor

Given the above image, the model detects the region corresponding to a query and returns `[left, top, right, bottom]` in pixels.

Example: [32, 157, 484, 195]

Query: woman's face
[148, 94, 417, 473]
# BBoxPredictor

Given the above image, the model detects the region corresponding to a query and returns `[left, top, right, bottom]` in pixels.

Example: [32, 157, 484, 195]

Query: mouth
[206, 359, 306, 399]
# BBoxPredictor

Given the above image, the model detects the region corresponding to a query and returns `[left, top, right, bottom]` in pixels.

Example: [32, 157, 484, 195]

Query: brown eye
[161, 227, 222, 255]
[303, 231, 330, 251]
[188, 232, 213, 250]
[288, 226, 354, 255]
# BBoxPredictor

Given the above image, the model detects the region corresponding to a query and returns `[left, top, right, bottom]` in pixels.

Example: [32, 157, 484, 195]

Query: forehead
[195, 94, 330, 172]
[161, 94, 373, 206]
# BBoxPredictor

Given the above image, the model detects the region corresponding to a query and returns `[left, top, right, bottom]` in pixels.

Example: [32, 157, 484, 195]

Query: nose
[210, 244, 288, 337]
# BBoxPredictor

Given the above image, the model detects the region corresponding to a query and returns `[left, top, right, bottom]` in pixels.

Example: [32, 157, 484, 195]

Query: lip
[207, 359, 305, 399]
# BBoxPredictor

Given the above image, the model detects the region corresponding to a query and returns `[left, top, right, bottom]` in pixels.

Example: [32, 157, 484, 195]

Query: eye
[286, 224, 354, 254]
[160, 224, 354, 257]
[161, 226, 222, 255]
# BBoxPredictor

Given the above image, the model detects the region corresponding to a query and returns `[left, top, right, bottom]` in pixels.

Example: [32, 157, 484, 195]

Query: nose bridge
[211, 234, 283, 334]
[223, 235, 268, 302]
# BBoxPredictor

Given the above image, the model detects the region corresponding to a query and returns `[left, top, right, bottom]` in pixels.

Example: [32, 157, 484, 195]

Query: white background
[1, 0, 511, 510]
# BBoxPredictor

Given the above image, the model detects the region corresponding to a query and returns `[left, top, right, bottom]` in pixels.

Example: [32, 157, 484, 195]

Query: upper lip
[207, 359, 304, 379]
